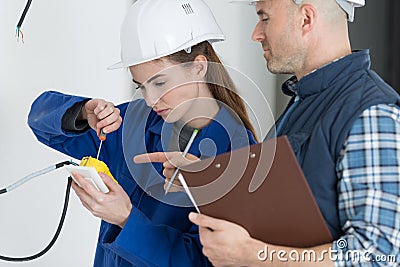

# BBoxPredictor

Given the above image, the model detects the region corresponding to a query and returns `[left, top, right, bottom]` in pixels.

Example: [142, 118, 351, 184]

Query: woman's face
[129, 59, 202, 123]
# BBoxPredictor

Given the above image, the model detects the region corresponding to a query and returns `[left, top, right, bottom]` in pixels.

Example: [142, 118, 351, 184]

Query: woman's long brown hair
[166, 41, 258, 141]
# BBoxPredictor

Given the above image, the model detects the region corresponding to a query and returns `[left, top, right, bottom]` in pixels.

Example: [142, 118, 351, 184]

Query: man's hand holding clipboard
[134, 136, 332, 248]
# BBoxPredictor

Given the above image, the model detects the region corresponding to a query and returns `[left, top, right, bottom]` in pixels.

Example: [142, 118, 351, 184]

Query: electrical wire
[0, 161, 74, 194]
[0, 161, 77, 262]
[16, 0, 33, 43]
[3, 165, 56, 194]
[0, 177, 73, 262]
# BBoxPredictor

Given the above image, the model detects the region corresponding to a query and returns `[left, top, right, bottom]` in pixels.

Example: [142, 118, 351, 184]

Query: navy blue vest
[268, 50, 400, 239]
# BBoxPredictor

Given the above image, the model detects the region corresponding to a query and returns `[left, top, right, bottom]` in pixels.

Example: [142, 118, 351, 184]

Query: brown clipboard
[179, 136, 333, 248]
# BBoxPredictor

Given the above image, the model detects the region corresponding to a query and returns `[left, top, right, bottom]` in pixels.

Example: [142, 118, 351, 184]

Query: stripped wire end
[15, 27, 24, 43]
[15, 0, 32, 43]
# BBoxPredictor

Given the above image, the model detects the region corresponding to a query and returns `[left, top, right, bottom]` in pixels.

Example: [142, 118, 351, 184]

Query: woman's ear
[191, 55, 208, 79]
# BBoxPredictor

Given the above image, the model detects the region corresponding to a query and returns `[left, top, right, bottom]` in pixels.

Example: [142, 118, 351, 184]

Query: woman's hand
[164, 175, 185, 193]
[134, 152, 200, 193]
[81, 99, 122, 136]
[71, 172, 132, 228]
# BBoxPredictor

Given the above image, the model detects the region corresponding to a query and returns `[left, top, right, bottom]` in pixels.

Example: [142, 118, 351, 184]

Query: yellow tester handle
[80, 157, 118, 184]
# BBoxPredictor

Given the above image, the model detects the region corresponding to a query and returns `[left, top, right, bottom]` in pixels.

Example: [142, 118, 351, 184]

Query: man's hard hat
[335, 0, 365, 22]
[109, 0, 225, 69]
[231, 0, 365, 22]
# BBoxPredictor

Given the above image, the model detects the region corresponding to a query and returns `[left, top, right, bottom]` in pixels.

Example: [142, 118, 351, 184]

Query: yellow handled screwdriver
[96, 129, 106, 160]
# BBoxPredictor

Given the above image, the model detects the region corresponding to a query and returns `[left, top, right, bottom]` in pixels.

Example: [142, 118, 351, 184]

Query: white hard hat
[335, 0, 365, 22]
[109, 0, 225, 69]
[231, 0, 365, 22]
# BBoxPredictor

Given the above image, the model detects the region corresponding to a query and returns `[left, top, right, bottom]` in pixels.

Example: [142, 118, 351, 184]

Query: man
[136, 0, 400, 266]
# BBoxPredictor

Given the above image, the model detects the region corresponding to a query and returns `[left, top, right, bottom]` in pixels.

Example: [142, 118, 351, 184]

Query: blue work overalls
[28, 91, 256, 267]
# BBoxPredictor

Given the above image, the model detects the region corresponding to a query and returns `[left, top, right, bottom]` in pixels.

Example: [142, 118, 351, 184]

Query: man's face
[251, 0, 304, 75]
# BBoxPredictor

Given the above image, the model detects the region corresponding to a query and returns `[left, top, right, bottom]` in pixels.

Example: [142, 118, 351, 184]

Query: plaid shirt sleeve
[334, 104, 400, 267]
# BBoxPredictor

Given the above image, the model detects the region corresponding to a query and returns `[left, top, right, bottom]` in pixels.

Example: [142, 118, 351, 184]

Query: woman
[28, 0, 257, 266]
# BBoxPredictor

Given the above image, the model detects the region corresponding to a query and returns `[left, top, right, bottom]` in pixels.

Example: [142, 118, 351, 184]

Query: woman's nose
[143, 90, 160, 108]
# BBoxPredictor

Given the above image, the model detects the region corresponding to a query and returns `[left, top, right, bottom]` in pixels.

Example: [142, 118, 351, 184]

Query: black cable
[56, 161, 74, 169]
[0, 188, 6, 195]
[17, 0, 33, 29]
[0, 177, 73, 262]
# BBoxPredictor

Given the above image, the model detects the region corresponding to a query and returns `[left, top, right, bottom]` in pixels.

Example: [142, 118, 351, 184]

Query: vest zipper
[275, 95, 301, 136]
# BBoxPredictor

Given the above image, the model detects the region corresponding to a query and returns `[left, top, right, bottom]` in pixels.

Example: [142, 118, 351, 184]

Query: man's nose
[251, 21, 265, 42]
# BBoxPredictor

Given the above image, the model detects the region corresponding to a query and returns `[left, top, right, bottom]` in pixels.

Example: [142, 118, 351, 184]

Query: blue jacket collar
[282, 50, 371, 99]
[141, 104, 246, 198]
[147, 115, 164, 135]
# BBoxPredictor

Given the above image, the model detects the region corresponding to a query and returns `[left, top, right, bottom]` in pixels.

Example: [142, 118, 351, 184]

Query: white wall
[0, 0, 275, 266]
[0, 0, 132, 266]
[207, 1, 276, 138]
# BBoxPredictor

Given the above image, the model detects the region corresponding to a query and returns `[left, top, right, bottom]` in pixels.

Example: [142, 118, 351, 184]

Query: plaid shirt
[334, 104, 400, 266]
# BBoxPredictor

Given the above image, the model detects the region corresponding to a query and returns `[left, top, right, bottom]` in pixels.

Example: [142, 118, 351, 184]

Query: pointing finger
[134, 152, 171, 164]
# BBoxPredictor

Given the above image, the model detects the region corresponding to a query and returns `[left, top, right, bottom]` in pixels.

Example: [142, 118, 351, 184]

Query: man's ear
[299, 4, 317, 35]
[191, 55, 208, 79]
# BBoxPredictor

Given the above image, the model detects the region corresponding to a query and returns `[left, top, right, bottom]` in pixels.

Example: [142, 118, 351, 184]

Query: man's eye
[262, 18, 269, 22]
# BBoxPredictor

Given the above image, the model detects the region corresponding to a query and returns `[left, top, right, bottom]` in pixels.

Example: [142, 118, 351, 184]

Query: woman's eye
[154, 81, 166, 87]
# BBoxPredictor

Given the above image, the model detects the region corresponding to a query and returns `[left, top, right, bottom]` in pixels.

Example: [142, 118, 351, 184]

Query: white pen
[177, 173, 201, 213]
[165, 129, 198, 195]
